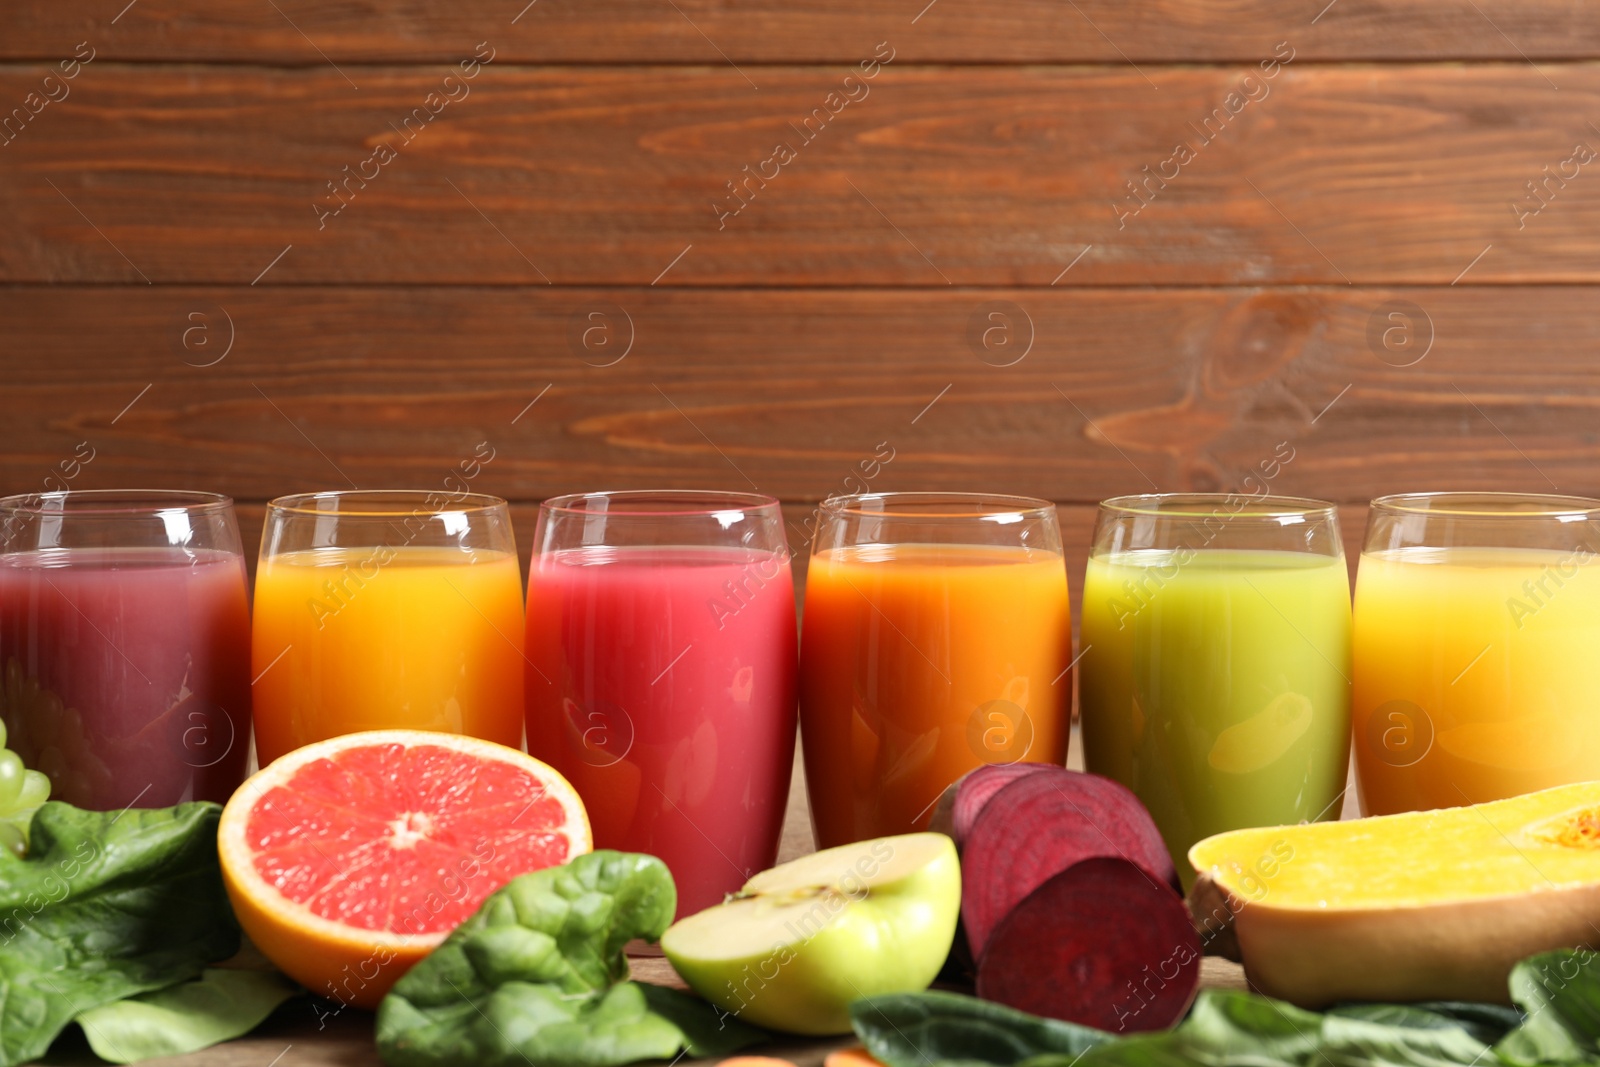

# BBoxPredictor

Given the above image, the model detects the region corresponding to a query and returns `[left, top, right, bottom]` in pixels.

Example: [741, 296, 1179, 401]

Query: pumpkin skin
[1188, 782, 1600, 1007]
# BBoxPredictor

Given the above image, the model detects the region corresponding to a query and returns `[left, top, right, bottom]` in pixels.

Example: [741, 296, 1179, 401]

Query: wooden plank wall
[3, 1, 1598, 616]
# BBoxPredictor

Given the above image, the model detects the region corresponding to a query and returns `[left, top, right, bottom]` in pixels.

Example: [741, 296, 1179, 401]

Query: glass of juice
[0, 490, 251, 810]
[524, 491, 798, 918]
[252, 491, 524, 765]
[1079, 494, 1351, 880]
[800, 492, 1072, 849]
[1353, 492, 1600, 814]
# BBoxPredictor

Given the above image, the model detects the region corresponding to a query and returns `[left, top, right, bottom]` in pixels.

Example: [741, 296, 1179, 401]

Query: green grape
[0, 749, 24, 807]
[0, 820, 23, 858]
[0, 726, 51, 856]
[16, 770, 48, 811]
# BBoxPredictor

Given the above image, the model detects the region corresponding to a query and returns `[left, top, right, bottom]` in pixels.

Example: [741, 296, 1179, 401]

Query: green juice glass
[1079, 494, 1352, 884]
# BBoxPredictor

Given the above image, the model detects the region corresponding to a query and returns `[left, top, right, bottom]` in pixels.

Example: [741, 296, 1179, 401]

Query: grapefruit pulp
[219, 730, 590, 1008]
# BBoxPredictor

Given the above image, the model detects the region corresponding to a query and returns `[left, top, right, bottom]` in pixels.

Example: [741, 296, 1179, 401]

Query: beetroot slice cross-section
[952, 763, 1059, 846]
[976, 856, 1201, 1033]
[961, 770, 1177, 959]
[930, 762, 1062, 849]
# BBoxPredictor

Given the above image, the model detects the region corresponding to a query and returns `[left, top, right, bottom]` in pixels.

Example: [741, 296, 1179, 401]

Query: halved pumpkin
[1188, 782, 1600, 1007]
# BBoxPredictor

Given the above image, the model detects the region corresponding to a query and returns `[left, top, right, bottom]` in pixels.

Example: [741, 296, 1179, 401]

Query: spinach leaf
[857, 989, 1516, 1067]
[1497, 948, 1600, 1066]
[0, 801, 239, 1067]
[1319, 1010, 1494, 1067]
[74, 968, 300, 1064]
[1072, 991, 1323, 1067]
[376, 851, 765, 1067]
[637, 983, 768, 1056]
[850, 990, 1112, 1067]
[1404, 1003, 1524, 1046]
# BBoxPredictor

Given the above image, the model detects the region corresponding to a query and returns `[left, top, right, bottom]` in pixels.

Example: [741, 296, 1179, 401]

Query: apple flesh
[660, 832, 961, 1035]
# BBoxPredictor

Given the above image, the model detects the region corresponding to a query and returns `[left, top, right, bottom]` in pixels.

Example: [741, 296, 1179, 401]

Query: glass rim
[0, 489, 234, 517]
[1369, 491, 1600, 519]
[818, 491, 1057, 521]
[540, 489, 780, 517]
[1098, 492, 1339, 521]
[267, 489, 509, 517]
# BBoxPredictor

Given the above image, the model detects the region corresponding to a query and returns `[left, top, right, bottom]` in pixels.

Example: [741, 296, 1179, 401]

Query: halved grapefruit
[219, 730, 590, 1008]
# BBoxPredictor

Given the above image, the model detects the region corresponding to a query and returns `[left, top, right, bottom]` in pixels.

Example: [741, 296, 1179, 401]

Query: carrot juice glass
[0, 490, 251, 809]
[799, 493, 1072, 848]
[524, 491, 799, 918]
[252, 491, 524, 766]
[1354, 492, 1600, 814]
[1079, 494, 1352, 882]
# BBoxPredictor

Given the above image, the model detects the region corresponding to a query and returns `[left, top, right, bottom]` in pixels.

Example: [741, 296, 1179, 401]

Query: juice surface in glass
[1079, 548, 1352, 878]
[525, 545, 798, 918]
[799, 543, 1071, 848]
[252, 545, 525, 765]
[1353, 546, 1600, 813]
[0, 547, 251, 810]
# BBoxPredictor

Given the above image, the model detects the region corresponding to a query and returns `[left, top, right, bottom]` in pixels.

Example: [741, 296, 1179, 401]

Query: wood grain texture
[3, 286, 1595, 505]
[1, 65, 1596, 285]
[5, 1, 1600, 63]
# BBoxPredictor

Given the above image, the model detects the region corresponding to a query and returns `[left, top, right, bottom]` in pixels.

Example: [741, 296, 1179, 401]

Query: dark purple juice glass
[0, 491, 251, 810]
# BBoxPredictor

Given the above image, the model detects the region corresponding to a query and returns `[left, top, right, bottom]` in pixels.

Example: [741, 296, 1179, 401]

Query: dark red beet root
[952, 763, 1059, 847]
[976, 857, 1200, 1033]
[961, 769, 1177, 959]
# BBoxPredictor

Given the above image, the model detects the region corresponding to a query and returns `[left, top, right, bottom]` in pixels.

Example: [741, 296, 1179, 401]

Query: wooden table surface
[43, 733, 1256, 1067]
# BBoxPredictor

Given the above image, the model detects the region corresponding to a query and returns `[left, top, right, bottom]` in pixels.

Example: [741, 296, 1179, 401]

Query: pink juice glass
[525, 491, 799, 918]
[0, 491, 251, 810]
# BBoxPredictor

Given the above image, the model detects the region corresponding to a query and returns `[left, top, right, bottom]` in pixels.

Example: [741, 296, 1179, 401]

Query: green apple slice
[660, 831, 960, 1035]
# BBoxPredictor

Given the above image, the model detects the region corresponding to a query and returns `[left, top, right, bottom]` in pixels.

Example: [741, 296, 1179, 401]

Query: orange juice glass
[252, 491, 524, 766]
[799, 492, 1072, 847]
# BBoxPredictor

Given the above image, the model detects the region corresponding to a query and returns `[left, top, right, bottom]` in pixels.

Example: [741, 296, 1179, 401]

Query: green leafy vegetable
[1406, 1003, 1525, 1046]
[0, 801, 240, 1067]
[1073, 991, 1325, 1066]
[857, 951, 1600, 1067]
[74, 968, 300, 1064]
[851, 990, 1113, 1067]
[1496, 949, 1600, 1065]
[376, 851, 765, 1067]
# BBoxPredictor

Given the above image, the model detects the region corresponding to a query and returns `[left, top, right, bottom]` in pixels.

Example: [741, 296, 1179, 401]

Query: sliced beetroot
[929, 762, 1060, 850]
[976, 856, 1200, 1033]
[953, 763, 1061, 846]
[961, 769, 1177, 959]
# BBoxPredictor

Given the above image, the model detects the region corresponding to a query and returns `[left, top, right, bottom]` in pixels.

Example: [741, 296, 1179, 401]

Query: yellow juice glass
[252, 491, 524, 766]
[1353, 492, 1600, 814]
